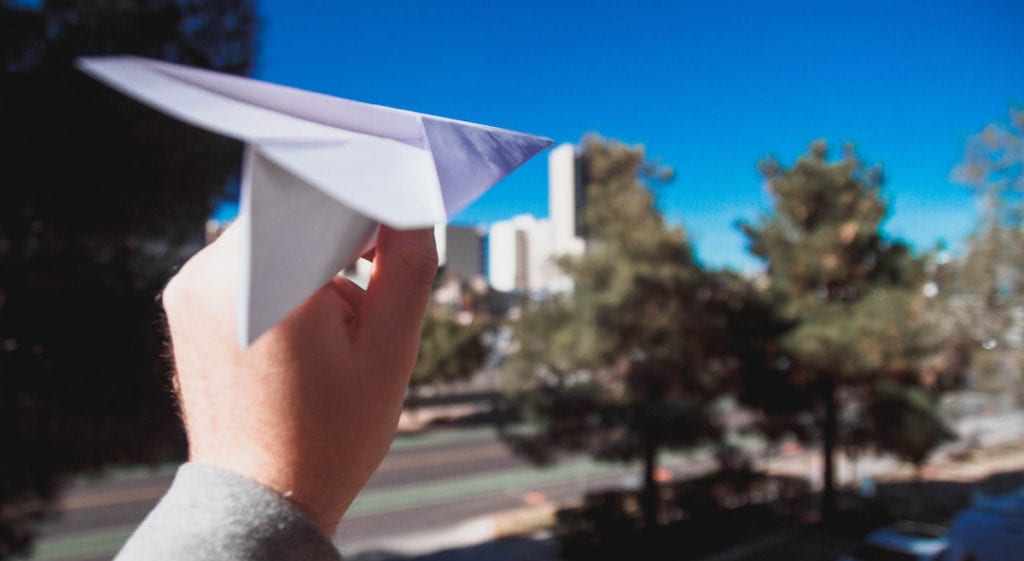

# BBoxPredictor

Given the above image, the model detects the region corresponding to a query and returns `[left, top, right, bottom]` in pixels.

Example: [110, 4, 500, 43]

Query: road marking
[66, 463, 178, 486]
[345, 458, 623, 517]
[58, 484, 169, 511]
[57, 442, 509, 513]
[22, 525, 136, 561]
[389, 427, 497, 452]
[348, 449, 715, 518]
[377, 441, 510, 472]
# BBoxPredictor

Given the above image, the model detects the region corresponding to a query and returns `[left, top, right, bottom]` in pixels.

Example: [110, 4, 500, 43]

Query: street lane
[366, 438, 535, 489]
[25, 427, 575, 560]
[335, 453, 720, 553]
[26, 425, 723, 561]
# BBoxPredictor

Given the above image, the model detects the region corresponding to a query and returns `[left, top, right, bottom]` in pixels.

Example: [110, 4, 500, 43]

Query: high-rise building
[487, 142, 593, 294]
[545, 143, 586, 293]
[445, 224, 487, 280]
[488, 219, 518, 292]
[488, 215, 555, 293]
[548, 143, 587, 257]
[486, 142, 588, 296]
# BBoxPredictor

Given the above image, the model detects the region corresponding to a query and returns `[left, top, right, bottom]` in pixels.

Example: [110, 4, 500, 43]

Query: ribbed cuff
[114, 462, 342, 561]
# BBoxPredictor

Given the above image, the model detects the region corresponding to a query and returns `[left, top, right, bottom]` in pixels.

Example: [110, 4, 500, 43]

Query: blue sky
[256, 0, 1022, 270]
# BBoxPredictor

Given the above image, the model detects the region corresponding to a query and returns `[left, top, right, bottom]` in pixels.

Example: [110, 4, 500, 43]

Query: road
[21, 426, 716, 561]
[30, 407, 1021, 561]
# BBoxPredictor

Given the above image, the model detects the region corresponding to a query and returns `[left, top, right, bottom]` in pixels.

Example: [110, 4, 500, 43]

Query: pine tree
[501, 137, 730, 527]
[946, 107, 1024, 401]
[952, 107, 1024, 231]
[741, 141, 932, 520]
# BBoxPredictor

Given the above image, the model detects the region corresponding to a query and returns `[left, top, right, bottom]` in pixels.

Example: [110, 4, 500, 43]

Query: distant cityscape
[205, 142, 591, 312]
[322, 142, 589, 304]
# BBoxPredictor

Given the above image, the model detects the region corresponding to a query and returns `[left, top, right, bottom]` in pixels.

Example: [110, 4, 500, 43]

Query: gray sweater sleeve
[114, 463, 343, 561]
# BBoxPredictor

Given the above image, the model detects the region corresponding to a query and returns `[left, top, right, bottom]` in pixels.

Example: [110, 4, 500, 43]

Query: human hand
[161, 223, 437, 536]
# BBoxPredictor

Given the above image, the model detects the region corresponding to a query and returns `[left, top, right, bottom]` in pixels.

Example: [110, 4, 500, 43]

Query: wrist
[189, 443, 353, 537]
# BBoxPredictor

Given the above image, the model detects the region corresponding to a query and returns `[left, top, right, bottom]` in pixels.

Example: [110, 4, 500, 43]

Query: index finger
[358, 226, 438, 356]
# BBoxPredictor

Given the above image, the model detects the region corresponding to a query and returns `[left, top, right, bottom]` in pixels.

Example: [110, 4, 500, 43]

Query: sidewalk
[344, 505, 559, 561]
[348, 438, 1024, 561]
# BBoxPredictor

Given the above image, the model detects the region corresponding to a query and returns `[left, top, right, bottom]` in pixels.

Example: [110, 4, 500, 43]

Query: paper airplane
[77, 56, 551, 346]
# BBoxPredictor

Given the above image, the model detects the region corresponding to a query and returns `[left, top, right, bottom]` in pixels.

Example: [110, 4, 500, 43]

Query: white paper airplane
[76, 56, 552, 346]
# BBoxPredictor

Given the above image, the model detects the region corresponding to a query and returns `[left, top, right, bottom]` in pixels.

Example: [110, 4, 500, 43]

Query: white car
[839, 521, 949, 561]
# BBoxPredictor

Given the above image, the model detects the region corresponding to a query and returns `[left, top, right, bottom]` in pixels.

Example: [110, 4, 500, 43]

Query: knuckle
[161, 272, 185, 314]
[397, 243, 439, 283]
[161, 257, 199, 314]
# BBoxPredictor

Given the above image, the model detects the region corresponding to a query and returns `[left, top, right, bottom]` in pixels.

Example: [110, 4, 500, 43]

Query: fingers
[163, 220, 241, 325]
[360, 226, 438, 355]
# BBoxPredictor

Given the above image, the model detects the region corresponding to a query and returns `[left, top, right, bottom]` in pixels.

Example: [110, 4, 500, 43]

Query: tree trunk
[641, 434, 659, 528]
[911, 464, 924, 519]
[492, 392, 507, 437]
[820, 377, 837, 523]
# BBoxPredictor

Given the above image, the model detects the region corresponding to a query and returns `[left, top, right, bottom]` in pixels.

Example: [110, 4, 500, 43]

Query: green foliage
[785, 287, 933, 381]
[743, 141, 928, 384]
[944, 107, 1024, 399]
[412, 308, 487, 389]
[951, 107, 1024, 319]
[926, 227, 1023, 394]
[0, 1, 257, 556]
[713, 271, 813, 440]
[500, 302, 584, 394]
[742, 141, 936, 518]
[502, 137, 740, 525]
[952, 106, 1024, 230]
[863, 381, 956, 469]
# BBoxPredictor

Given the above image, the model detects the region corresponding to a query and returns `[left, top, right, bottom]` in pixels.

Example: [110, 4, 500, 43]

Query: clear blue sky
[256, 0, 1022, 270]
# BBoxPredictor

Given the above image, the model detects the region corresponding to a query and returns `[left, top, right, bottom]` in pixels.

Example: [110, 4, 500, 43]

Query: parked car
[946, 487, 1024, 561]
[839, 521, 949, 561]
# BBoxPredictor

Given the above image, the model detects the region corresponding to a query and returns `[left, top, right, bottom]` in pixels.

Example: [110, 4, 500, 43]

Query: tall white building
[487, 142, 587, 295]
[488, 219, 518, 292]
[548, 143, 587, 257]
[546, 143, 586, 293]
[488, 214, 555, 293]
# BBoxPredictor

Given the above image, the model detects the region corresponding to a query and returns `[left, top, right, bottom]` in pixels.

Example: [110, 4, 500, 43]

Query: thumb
[360, 226, 438, 355]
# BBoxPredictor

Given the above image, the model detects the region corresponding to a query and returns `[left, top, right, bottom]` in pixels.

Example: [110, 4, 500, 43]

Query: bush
[556, 470, 812, 561]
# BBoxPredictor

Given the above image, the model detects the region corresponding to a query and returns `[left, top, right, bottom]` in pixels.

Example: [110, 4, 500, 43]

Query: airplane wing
[77, 55, 552, 345]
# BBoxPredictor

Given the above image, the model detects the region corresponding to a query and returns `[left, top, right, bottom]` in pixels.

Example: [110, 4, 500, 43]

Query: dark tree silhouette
[0, 1, 257, 556]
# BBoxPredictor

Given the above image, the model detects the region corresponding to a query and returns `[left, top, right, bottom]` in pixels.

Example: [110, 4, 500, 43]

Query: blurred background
[1, 1, 1022, 560]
